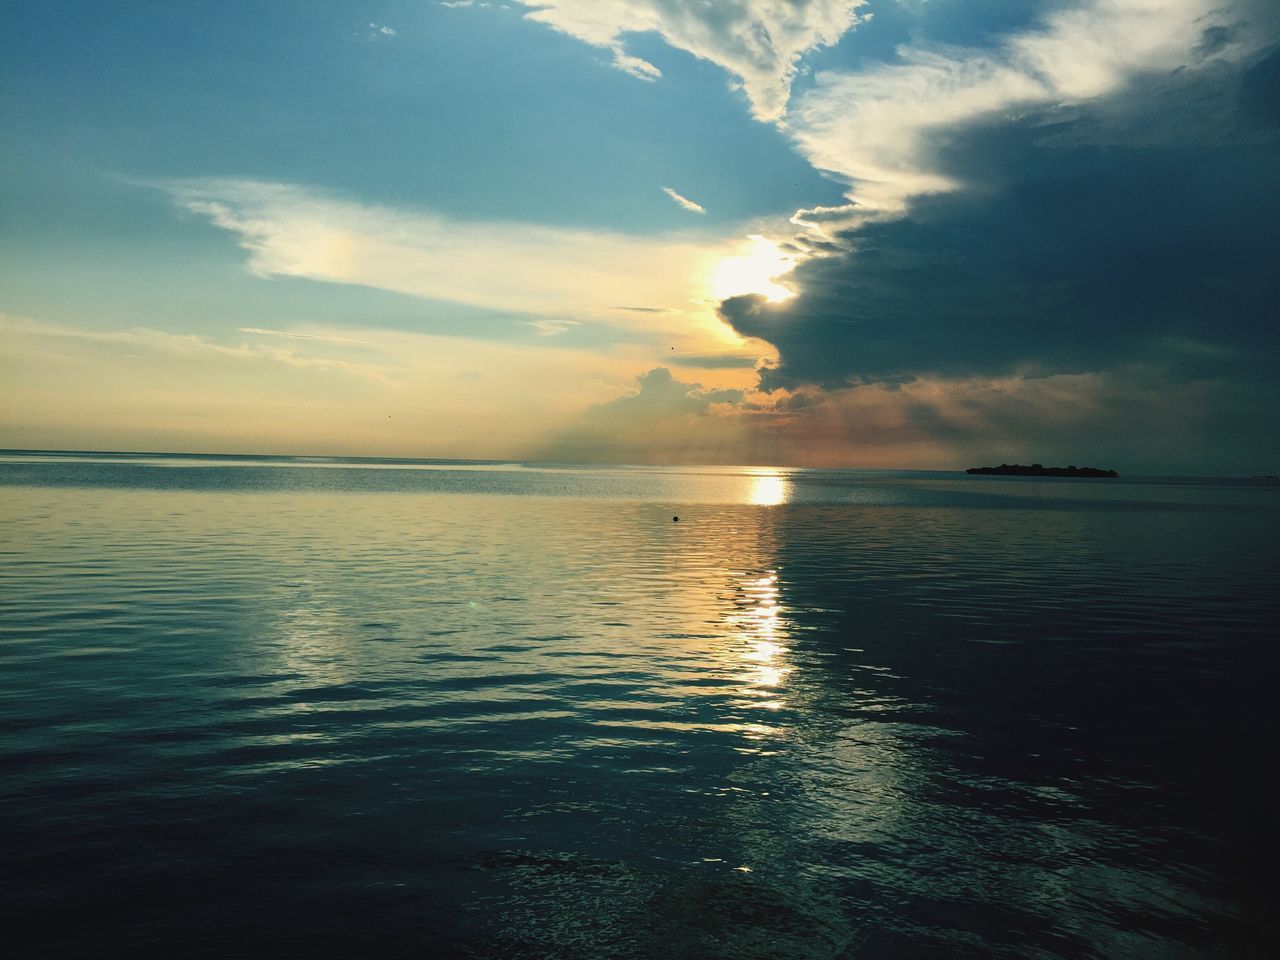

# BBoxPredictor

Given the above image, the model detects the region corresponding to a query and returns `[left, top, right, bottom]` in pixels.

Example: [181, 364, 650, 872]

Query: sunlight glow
[731, 571, 791, 711]
[710, 235, 797, 303]
[748, 471, 790, 506]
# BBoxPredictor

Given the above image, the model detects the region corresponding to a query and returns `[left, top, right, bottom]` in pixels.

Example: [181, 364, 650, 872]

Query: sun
[710, 235, 797, 303]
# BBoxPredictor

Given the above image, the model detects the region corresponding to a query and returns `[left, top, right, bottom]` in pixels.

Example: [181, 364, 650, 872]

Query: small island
[966, 463, 1118, 478]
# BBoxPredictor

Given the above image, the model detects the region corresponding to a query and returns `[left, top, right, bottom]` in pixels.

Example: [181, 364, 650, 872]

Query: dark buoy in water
[673, 515, 679, 522]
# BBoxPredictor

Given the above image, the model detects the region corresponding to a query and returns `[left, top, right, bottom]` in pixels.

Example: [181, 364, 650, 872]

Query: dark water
[2, 452, 1278, 958]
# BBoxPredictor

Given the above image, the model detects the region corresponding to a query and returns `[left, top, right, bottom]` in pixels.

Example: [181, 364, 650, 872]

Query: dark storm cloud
[721, 42, 1280, 393]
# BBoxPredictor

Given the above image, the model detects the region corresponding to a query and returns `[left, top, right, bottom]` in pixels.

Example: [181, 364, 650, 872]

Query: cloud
[527, 318, 580, 336]
[535, 366, 751, 462]
[590, 366, 743, 414]
[520, 360, 1280, 472]
[508, 1, 868, 121]
[751, 368, 1280, 473]
[789, 0, 1276, 221]
[661, 186, 705, 214]
[667, 354, 759, 369]
[239, 327, 369, 346]
[716, 2, 1280, 398]
[368, 22, 397, 38]
[9, 313, 1273, 472]
[1, 311, 697, 460]
[0, 313, 391, 381]
[166, 178, 738, 334]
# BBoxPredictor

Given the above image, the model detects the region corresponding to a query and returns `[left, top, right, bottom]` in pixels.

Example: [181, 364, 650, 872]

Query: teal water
[2, 452, 1277, 958]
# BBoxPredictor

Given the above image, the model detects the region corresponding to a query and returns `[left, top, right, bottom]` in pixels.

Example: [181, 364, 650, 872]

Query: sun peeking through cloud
[710, 236, 797, 304]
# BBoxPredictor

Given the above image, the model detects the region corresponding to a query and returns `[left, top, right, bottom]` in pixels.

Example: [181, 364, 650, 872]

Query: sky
[2, 0, 1277, 473]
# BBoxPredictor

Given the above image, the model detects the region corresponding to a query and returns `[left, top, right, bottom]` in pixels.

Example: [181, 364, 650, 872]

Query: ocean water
[2, 452, 1277, 958]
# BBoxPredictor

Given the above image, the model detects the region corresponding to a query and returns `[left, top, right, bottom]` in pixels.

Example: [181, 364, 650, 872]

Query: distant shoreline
[966, 464, 1119, 478]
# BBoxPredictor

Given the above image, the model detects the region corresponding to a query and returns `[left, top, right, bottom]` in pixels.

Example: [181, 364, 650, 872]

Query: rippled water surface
[2, 453, 1278, 958]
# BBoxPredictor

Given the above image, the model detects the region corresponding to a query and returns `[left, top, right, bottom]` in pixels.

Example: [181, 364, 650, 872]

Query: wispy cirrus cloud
[0, 313, 391, 381]
[505, 0, 868, 121]
[661, 186, 705, 214]
[239, 327, 369, 346]
[526, 318, 581, 337]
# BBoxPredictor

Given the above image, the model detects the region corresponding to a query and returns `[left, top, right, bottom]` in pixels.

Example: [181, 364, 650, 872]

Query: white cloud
[509, 1, 868, 121]
[526, 318, 581, 336]
[661, 185, 706, 214]
[368, 22, 397, 38]
[166, 179, 742, 331]
[789, 0, 1269, 224]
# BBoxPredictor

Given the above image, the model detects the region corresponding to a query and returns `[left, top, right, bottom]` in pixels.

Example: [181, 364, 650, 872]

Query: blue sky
[3, 1, 837, 230]
[2, 1, 1278, 471]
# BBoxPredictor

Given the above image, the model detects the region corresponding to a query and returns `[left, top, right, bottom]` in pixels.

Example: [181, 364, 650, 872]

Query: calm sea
[2, 452, 1277, 958]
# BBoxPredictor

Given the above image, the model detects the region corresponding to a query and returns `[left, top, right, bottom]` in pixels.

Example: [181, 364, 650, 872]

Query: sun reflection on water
[747, 470, 790, 506]
[727, 570, 792, 722]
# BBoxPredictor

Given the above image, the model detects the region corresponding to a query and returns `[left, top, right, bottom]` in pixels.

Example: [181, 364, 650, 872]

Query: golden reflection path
[747, 469, 791, 506]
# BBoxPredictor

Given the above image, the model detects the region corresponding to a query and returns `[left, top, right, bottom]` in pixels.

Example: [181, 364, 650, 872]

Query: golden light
[710, 235, 797, 303]
[721, 570, 791, 709]
[748, 473, 789, 506]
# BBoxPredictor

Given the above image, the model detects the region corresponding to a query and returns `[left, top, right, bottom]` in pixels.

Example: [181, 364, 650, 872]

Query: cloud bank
[537, 366, 751, 462]
[526, 361, 1279, 473]
[0, 311, 662, 460]
[716, 1, 1279, 414]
